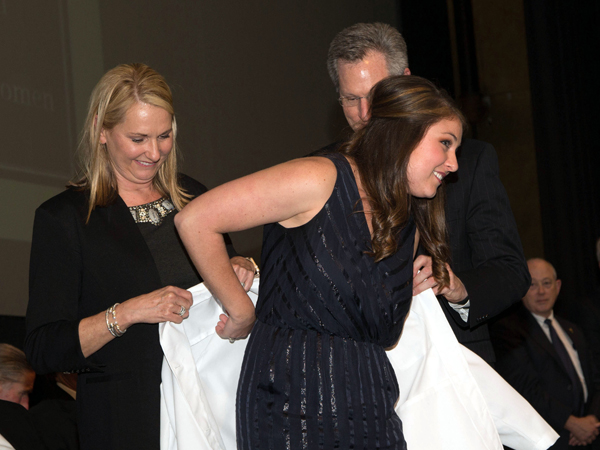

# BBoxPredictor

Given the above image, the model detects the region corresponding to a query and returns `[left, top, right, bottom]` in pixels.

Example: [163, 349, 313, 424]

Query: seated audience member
[0, 343, 45, 449]
[30, 373, 78, 450]
[491, 258, 600, 449]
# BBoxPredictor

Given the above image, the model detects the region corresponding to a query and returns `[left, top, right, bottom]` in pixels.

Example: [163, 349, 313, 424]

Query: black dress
[237, 154, 414, 449]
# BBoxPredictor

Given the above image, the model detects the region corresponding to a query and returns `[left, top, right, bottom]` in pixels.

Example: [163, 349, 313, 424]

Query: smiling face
[522, 259, 561, 318]
[0, 370, 35, 410]
[406, 118, 462, 198]
[100, 102, 173, 193]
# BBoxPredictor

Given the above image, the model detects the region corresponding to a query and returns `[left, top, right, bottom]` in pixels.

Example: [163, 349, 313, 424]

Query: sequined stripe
[315, 333, 325, 447]
[341, 338, 358, 448]
[385, 252, 412, 277]
[320, 205, 375, 335]
[300, 331, 308, 448]
[265, 326, 280, 450]
[283, 329, 293, 450]
[301, 225, 368, 340]
[328, 334, 340, 448]
[334, 158, 410, 344]
[280, 247, 325, 329]
[358, 341, 378, 448]
[236, 320, 266, 449]
[379, 351, 402, 447]
[333, 170, 396, 343]
[282, 231, 338, 329]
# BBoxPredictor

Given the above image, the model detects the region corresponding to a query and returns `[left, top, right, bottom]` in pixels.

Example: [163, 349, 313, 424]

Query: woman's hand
[118, 286, 194, 327]
[413, 256, 468, 303]
[79, 285, 193, 358]
[230, 256, 256, 292]
[216, 311, 256, 341]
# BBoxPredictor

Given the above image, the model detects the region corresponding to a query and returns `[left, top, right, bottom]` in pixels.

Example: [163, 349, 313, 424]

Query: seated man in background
[491, 258, 600, 449]
[0, 343, 45, 449]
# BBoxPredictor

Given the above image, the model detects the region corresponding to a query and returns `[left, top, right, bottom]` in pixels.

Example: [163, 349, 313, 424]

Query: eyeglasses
[529, 280, 556, 290]
[338, 95, 368, 108]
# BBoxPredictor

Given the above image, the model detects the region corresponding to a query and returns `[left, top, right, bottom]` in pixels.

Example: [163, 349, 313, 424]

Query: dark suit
[440, 138, 530, 363]
[25, 175, 236, 450]
[0, 400, 46, 450]
[491, 305, 600, 449]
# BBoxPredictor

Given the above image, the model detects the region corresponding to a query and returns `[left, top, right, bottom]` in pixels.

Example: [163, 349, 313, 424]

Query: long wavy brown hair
[70, 63, 192, 222]
[341, 75, 466, 290]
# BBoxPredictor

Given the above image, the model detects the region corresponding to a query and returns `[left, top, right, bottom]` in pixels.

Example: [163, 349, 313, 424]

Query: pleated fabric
[237, 153, 414, 450]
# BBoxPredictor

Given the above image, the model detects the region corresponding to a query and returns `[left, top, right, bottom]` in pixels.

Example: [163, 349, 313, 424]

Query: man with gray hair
[325, 22, 530, 364]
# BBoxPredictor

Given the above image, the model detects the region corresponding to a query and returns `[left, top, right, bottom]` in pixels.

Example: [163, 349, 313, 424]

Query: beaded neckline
[129, 198, 175, 226]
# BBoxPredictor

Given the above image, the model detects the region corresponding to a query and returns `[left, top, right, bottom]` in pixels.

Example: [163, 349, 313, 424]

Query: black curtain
[523, 0, 600, 304]
[397, 0, 455, 96]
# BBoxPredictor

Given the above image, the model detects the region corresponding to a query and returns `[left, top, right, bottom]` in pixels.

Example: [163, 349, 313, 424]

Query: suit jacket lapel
[556, 317, 591, 392]
[524, 311, 567, 372]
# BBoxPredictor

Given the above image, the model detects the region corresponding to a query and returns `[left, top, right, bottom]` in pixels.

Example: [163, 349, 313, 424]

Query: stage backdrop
[0, 0, 398, 316]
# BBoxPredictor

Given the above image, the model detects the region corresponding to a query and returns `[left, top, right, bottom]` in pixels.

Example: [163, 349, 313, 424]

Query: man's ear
[555, 279, 562, 294]
[403, 67, 411, 75]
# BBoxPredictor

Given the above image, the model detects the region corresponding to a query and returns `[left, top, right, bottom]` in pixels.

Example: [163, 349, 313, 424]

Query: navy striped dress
[237, 153, 414, 449]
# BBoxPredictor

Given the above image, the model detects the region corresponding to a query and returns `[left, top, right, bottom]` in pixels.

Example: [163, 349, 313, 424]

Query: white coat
[160, 279, 558, 450]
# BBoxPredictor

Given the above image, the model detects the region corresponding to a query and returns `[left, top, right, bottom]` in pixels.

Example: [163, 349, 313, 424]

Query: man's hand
[565, 415, 600, 445]
[413, 255, 468, 303]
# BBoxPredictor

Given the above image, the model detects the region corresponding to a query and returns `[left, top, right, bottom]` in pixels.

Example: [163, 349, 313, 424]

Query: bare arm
[175, 157, 337, 339]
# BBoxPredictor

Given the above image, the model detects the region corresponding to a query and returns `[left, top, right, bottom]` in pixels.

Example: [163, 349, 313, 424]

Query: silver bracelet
[105, 307, 117, 337]
[111, 303, 126, 336]
[106, 303, 126, 337]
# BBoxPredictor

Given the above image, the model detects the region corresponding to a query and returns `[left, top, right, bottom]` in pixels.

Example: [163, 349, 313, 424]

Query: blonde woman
[25, 63, 255, 450]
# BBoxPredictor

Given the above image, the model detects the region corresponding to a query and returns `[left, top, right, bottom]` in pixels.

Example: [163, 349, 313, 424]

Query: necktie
[545, 318, 584, 415]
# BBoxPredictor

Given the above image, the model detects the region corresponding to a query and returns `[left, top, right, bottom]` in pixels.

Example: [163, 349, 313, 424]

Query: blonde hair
[70, 63, 191, 221]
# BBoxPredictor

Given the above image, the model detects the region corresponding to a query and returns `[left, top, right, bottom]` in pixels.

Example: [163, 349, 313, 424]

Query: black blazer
[491, 305, 600, 449]
[0, 400, 46, 450]
[440, 138, 530, 363]
[25, 175, 234, 450]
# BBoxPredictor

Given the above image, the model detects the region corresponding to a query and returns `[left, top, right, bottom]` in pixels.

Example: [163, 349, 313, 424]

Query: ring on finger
[241, 281, 245, 288]
[177, 305, 186, 316]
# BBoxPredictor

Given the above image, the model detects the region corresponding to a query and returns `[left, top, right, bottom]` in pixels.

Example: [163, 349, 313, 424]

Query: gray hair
[327, 23, 409, 91]
[0, 344, 33, 385]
